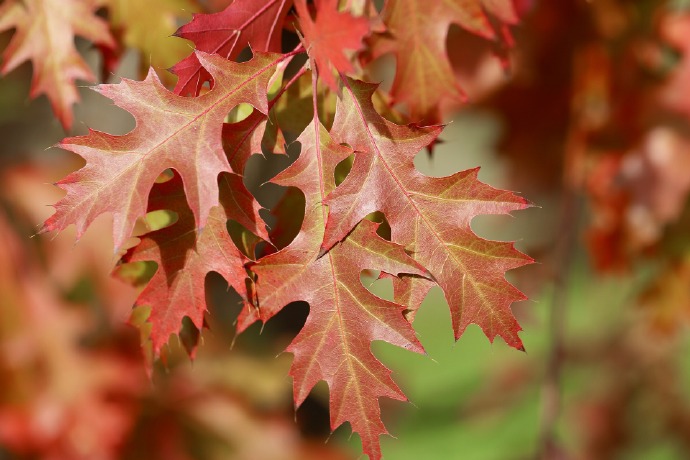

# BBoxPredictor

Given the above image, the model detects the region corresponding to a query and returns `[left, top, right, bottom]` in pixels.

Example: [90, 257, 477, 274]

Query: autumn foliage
[0, 0, 531, 457]
[4, 0, 690, 459]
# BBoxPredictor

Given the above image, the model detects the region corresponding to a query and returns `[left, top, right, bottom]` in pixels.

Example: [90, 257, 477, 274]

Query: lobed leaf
[248, 120, 428, 459]
[42, 51, 281, 253]
[369, 0, 518, 123]
[323, 77, 533, 350]
[0, 0, 115, 130]
[122, 172, 267, 356]
[295, 0, 370, 90]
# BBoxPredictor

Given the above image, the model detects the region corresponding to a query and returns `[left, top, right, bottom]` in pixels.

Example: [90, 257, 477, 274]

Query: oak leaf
[41, 51, 281, 253]
[0, 0, 115, 130]
[172, 0, 292, 95]
[121, 172, 266, 356]
[370, 0, 518, 123]
[246, 120, 428, 460]
[323, 78, 532, 350]
[295, 0, 370, 90]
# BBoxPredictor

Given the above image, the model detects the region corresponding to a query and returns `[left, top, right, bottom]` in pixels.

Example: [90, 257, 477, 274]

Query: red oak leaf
[172, 0, 292, 96]
[41, 51, 282, 253]
[369, 0, 518, 123]
[322, 78, 532, 350]
[246, 120, 428, 460]
[0, 0, 115, 130]
[295, 0, 370, 90]
[122, 172, 266, 356]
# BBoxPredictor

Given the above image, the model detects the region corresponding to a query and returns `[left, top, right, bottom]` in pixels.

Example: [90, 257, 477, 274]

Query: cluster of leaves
[0, 0, 533, 457]
[7, 0, 690, 457]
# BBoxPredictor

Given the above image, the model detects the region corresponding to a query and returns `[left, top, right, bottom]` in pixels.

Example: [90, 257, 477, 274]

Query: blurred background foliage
[3, 0, 690, 459]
